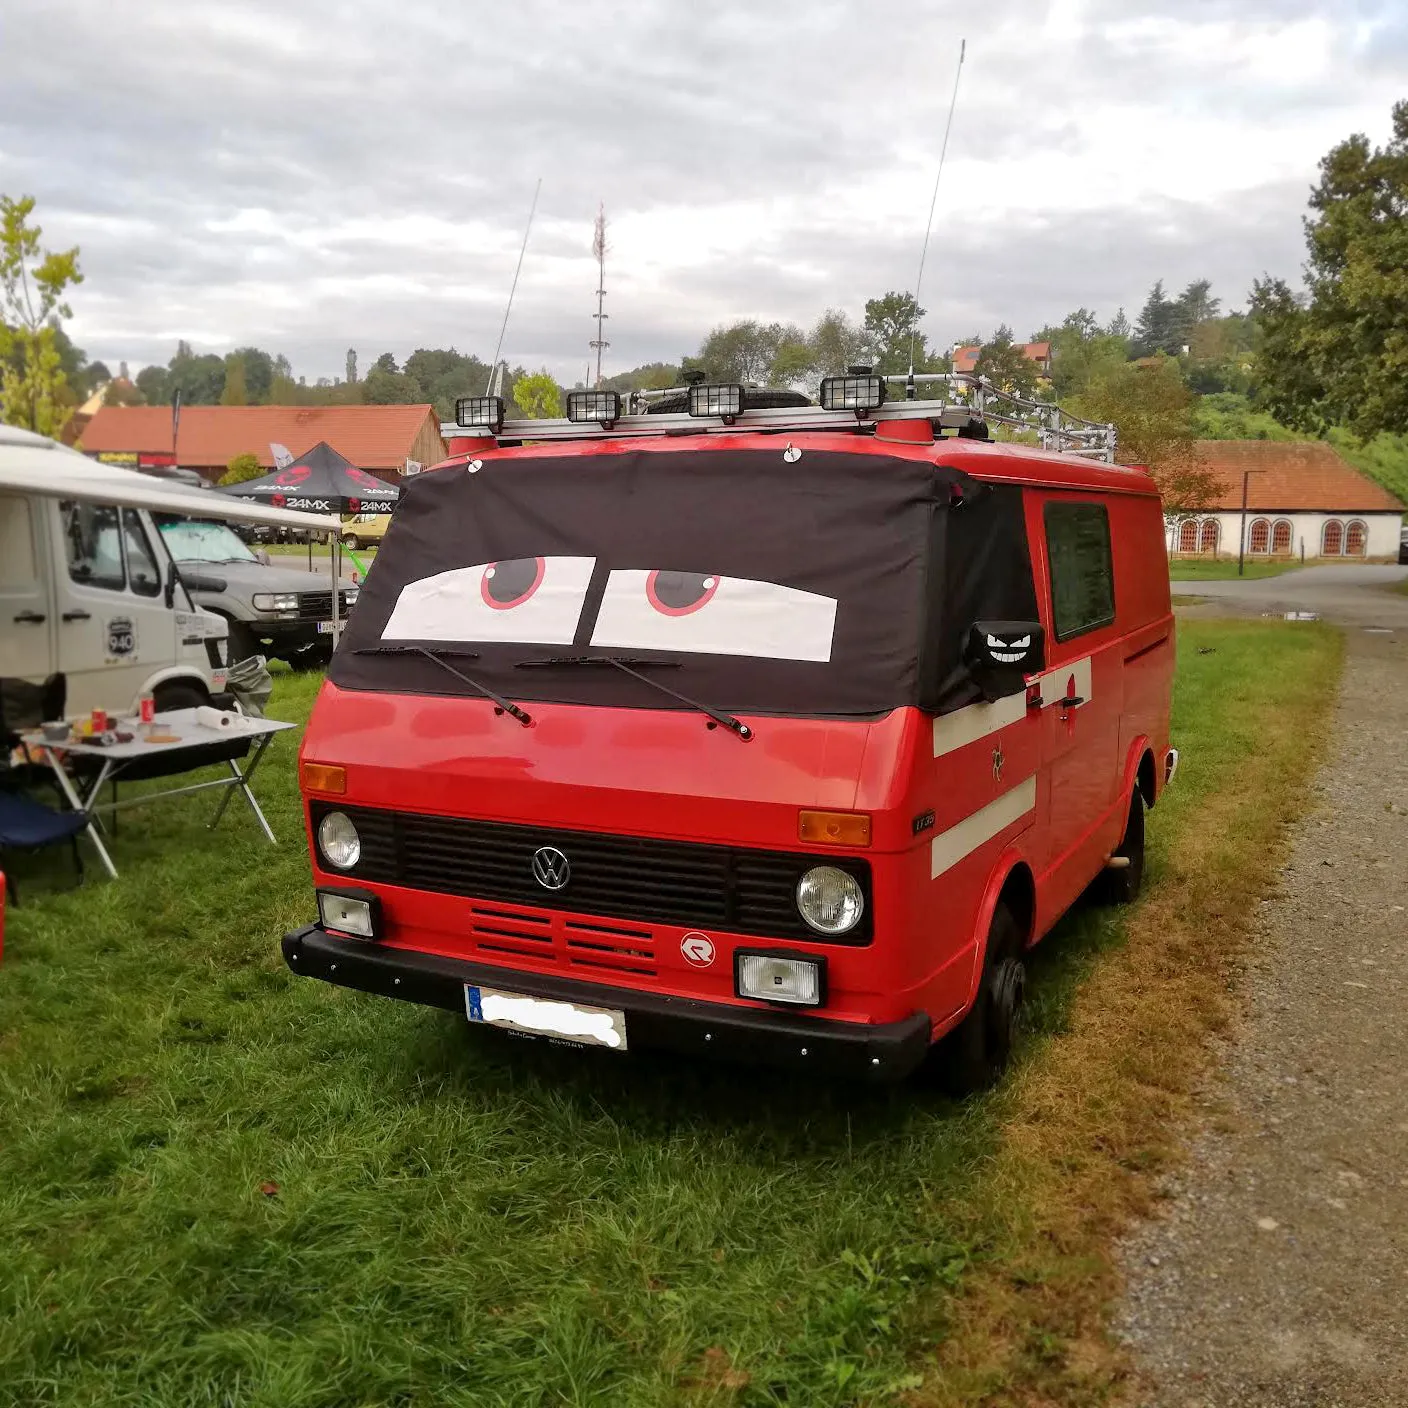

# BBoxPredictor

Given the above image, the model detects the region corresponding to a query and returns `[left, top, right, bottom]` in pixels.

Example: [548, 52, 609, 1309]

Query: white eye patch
[382, 556, 596, 644]
[591, 570, 837, 662]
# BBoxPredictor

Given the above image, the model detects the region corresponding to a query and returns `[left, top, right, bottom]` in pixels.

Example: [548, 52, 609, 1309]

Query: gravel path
[1118, 626, 1408, 1406]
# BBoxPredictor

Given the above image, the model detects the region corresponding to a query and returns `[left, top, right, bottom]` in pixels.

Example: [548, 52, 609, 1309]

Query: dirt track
[1118, 625, 1408, 1405]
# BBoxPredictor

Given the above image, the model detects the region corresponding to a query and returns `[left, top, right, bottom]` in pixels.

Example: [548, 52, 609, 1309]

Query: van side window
[0, 494, 36, 589]
[1044, 501, 1115, 641]
[62, 501, 126, 592]
[122, 510, 163, 598]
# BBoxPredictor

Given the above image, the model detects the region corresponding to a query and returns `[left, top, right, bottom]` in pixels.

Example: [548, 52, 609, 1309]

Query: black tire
[1099, 791, 1146, 905]
[922, 903, 1027, 1096]
[342, 533, 360, 550]
[287, 640, 333, 672]
[151, 680, 208, 715]
[225, 619, 259, 664]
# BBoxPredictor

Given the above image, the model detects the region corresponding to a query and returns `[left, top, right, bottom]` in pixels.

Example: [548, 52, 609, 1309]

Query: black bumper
[282, 924, 933, 1081]
[250, 621, 330, 650]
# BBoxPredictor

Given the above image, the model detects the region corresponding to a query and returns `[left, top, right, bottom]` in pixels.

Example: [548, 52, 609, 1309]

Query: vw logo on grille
[531, 846, 571, 891]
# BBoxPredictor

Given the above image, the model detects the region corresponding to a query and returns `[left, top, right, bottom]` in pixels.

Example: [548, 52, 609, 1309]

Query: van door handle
[14, 610, 46, 624]
[62, 608, 92, 622]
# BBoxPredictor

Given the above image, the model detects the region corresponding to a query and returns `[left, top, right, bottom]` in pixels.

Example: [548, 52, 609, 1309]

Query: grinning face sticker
[592, 570, 837, 661]
[382, 556, 595, 644]
[985, 632, 1032, 665]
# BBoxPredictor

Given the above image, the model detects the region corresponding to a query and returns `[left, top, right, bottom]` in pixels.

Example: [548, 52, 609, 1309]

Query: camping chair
[0, 674, 86, 905]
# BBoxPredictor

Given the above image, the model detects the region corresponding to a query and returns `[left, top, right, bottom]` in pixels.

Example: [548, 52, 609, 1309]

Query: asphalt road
[1174, 564, 1408, 629]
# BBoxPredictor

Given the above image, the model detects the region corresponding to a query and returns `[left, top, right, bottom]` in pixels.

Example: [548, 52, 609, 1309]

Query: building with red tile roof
[78, 404, 447, 483]
[951, 341, 1052, 376]
[1171, 440, 1404, 560]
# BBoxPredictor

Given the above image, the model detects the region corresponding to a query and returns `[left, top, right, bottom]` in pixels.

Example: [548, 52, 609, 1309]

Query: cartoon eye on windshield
[382, 556, 595, 645]
[591, 570, 836, 662]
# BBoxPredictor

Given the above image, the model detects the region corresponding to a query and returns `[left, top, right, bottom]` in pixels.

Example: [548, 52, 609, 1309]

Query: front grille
[297, 590, 354, 622]
[315, 804, 872, 945]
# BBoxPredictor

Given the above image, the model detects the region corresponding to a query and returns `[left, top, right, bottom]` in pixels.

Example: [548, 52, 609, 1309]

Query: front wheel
[921, 903, 1026, 1096]
[151, 681, 208, 715]
[341, 534, 360, 550]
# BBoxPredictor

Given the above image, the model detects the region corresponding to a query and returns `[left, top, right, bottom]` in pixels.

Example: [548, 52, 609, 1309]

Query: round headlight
[796, 865, 863, 935]
[317, 810, 361, 870]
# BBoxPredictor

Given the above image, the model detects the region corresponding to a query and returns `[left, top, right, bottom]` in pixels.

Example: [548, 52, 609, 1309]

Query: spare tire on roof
[646, 387, 814, 415]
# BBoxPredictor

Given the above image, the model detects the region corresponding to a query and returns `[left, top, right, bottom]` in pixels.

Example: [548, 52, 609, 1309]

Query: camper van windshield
[329, 447, 968, 718]
[159, 520, 258, 565]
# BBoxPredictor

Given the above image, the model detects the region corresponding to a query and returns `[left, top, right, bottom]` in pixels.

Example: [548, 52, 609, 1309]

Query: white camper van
[0, 427, 339, 717]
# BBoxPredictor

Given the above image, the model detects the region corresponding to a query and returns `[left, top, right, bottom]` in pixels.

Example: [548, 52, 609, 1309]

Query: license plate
[464, 985, 628, 1051]
[316, 621, 339, 634]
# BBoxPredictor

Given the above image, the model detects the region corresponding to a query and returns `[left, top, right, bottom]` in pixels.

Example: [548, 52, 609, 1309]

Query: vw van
[283, 378, 1176, 1089]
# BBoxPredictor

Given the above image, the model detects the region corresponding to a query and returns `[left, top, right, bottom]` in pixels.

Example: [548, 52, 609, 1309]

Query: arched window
[1248, 518, 1270, 554]
[1178, 519, 1198, 553]
[1345, 520, 1367, 556]
[1199, 519, 1220, 555]
[1322, 519, 1344, 556]
[1271, 519, 1292, 554]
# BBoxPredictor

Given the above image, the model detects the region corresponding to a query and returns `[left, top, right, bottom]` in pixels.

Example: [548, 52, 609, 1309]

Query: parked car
[156, 517, 357, 669]
[340, 511, 392, 551]
[1399, 524, 1407, 565]
[283, 379, 1176, 1092]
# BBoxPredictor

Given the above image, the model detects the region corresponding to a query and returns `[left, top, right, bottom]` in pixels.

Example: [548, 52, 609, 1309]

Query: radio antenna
[485, 177, 542, 395]
[907, 38, 966, 393]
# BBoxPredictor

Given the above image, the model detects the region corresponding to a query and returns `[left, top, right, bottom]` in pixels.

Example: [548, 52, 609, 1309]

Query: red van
[283, 377, 1176, 1091]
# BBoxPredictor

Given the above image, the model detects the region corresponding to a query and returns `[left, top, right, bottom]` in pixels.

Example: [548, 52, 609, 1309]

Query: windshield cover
[159, 519, 257, 564]
[329, 447, 969, 716]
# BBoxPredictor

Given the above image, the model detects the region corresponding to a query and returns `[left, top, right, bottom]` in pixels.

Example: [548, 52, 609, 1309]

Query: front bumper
[282, 924, 932, 1081]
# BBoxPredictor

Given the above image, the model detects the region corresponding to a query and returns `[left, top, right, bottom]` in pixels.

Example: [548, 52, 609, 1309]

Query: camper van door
[0, 492, 54, 682]
[52, 501, 178, 714]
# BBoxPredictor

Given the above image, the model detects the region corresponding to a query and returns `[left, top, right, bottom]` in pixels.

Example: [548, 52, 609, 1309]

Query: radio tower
[590, 203, 609, 387]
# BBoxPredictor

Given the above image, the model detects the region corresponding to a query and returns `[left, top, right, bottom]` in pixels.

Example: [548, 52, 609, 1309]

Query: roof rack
[439, 373, 1117, 463]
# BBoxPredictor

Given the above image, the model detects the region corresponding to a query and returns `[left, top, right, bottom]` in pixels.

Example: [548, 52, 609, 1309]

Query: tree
[974, 324, 1040, 397]
[219, 451, 264, 486]
[1072, 356, 1220, 523]
[1132, 280, 1183, 358]
[1036, 309, 1130, 400]
[513, 370, 562, 419]
[135, 364, 169, 406]
[167, 341, 226, 404]
[0, 194, 84, 435]
[1174, 279, 1221, 331]
[229, 347, 273, 403]
[690, 321, 799, 383]
[806, 310, 870, 380]
[1106, 307, 1131, 339]
[363, 351, 424, 405]
[221, 357, 248, 405]
[1251, 100, 1408, 438]
[103, 378, 143, 406]
[863, 291, 931, 374]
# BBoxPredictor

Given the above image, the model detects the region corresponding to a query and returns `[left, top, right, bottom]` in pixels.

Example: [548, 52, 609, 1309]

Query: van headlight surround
[795, 865, 864, 935]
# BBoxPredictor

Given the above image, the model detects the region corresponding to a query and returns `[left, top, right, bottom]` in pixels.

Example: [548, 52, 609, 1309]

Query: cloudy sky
[0, 0, 1402, 386]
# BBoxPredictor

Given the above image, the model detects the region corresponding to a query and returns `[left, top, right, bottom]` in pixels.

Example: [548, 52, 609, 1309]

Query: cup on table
[139, 695, 155, 725]
[91, 707, 108, 733]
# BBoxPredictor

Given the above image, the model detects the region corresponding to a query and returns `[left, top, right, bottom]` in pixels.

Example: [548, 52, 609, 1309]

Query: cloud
[0, 0, 1401, 383]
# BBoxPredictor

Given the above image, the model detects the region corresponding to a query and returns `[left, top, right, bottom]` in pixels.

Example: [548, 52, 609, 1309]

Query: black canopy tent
[217, 441, 400, 515]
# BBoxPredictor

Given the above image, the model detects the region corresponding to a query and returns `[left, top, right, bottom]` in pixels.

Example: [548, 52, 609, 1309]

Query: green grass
[0, 624, 1339, 1407]
[1169, 558, 1301, 580]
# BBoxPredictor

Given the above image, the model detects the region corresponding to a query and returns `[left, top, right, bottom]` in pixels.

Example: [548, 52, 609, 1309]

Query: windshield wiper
[355, 645, 533, 726]
[517, 655, 752, 741]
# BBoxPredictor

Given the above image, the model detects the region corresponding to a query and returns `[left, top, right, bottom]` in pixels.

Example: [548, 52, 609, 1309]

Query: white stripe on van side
[930, 775, 1038, 879]
[931, 655, 1093, 758]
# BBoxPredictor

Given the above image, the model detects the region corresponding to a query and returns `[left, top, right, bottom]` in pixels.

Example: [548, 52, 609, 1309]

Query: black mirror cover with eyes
[965, 620, 1045, 701]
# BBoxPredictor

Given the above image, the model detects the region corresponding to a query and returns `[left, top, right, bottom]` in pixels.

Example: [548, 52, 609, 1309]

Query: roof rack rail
[439, 373, 1117, 463]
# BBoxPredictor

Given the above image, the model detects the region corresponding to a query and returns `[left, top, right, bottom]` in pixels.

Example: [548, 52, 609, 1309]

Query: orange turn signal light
[798, 810, 871, 847]
[300, 762, 346, 795]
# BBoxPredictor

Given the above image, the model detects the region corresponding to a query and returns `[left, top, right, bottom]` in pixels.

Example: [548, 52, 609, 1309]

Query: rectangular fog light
[736, 951, 824, 1007]
[318, 891, 376, 939]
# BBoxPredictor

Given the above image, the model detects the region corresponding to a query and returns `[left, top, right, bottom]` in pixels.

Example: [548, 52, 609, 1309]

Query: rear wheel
[1099, 791, 1146, 905]
[922, 903, 1026, 1096]
[341, 533, 360, 550]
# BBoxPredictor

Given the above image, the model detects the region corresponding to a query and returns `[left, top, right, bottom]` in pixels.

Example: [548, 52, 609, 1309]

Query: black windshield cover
[330, 447, 1033, 717]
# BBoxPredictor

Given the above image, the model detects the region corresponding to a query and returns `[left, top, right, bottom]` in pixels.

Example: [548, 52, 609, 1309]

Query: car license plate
[464, 985, 628, 1051]
[316, 621, 339, 634]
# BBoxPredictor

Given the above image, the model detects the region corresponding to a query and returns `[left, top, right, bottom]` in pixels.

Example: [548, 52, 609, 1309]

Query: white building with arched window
[1167, 442, 1404, 561]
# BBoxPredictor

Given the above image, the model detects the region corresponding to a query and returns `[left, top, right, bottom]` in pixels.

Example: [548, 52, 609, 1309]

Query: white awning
[0, 425, 341, 532]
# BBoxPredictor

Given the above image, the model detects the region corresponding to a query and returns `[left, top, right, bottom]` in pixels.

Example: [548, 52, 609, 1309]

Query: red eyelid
[481, 557, 545, 610]
[645, 570, 720, 617]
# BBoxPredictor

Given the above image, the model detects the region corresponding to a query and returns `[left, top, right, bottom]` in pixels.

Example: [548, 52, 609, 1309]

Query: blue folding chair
[0, 673, 87, 905]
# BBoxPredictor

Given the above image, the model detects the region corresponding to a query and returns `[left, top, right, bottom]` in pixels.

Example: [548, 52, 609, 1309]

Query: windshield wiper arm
[354, 645, 533, 726]
[516, 655, 752, 741]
